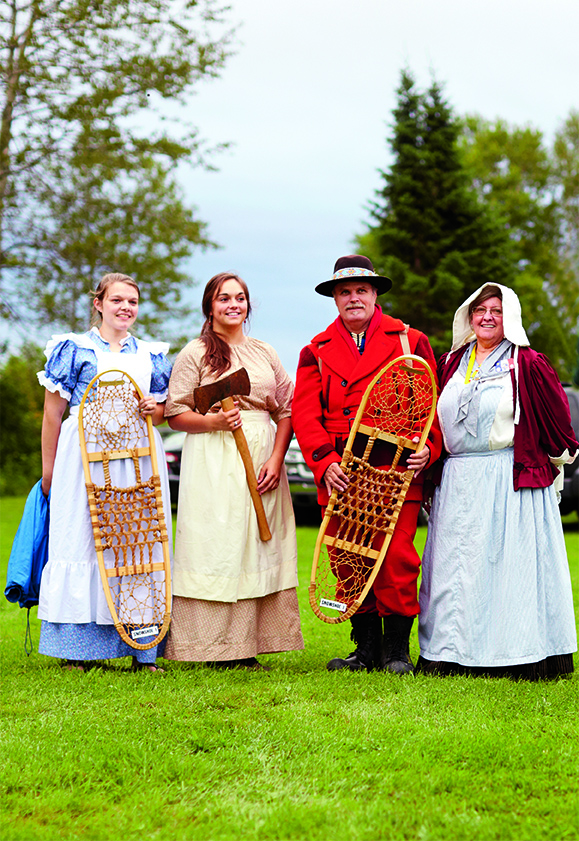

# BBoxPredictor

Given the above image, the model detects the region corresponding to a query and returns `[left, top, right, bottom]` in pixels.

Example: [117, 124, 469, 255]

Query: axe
[194, 367, 272, 542]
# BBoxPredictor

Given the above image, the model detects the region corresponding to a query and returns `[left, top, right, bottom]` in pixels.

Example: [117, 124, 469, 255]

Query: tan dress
[164, 337, 304, 661]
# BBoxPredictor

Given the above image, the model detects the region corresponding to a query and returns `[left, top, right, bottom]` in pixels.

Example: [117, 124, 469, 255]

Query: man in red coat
[292, 255, 442, 673]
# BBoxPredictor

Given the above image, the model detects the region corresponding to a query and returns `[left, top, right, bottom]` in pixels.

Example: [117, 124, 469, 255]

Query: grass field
[1, 496, 578, 841]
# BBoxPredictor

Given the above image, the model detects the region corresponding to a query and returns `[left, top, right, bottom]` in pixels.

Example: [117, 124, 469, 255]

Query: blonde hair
[91, 273, 140, 325]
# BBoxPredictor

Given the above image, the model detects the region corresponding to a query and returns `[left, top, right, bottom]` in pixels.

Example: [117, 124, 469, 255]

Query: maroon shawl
[438, 345, 578, 491]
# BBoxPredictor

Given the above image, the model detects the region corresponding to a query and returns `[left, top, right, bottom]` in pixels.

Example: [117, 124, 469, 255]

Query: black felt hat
[315, 254, 392, 297]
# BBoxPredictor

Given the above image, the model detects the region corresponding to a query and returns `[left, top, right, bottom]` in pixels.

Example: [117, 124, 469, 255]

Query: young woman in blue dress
[38, 273, 172, 671]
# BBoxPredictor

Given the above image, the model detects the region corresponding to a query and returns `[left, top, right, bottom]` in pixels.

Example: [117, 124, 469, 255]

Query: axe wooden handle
[221, 396, 272, 542]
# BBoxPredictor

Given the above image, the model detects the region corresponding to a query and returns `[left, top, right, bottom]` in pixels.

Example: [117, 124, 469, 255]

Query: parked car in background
[561, 385, 579, 517]
[159, 429, 185, 509]
[161, 393, 579, 524]
[284, 436, 321, 524]
[159, 429, 321, 523]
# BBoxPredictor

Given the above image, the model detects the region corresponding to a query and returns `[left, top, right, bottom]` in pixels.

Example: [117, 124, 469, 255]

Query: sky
[177, 0, 579, 375]
[6, 0, 577, 374]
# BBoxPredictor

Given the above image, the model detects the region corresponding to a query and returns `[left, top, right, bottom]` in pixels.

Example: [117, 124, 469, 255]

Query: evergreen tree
[357, 71, 514, 356]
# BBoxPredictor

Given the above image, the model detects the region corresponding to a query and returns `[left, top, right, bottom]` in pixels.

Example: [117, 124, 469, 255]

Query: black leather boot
[327, 613, 382, 672]
[380, 614, 415, 674]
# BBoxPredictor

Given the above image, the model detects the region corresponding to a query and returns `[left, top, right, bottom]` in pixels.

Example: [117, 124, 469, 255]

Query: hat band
[332, 267, 377, 281]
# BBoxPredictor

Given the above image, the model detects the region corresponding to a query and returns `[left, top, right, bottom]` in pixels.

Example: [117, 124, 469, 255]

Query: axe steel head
[194, 367, 251, 415]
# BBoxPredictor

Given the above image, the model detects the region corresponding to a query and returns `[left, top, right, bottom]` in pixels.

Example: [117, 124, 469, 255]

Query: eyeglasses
[472, 306, 503, 318]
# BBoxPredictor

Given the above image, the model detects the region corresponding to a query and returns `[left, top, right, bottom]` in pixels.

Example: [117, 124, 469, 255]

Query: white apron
[38, 341, 172, 624]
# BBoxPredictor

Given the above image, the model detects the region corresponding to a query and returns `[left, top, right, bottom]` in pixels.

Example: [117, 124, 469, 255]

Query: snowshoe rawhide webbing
[310, 355, 437, 624]
[78, 369, 172, 649]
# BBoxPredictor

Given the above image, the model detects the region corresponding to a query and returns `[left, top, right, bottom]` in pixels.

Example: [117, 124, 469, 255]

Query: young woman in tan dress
[164, 273, 303, 669]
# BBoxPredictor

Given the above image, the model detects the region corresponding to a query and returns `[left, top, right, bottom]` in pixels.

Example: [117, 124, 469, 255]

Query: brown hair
[200, 273, 252, 376]
[91, 273, 140, 325]
[468, 285, 503, 320]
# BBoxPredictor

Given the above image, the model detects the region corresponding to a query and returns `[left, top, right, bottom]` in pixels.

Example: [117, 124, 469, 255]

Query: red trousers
[361, 499, 421, 617]
[323, 499, 421, 618]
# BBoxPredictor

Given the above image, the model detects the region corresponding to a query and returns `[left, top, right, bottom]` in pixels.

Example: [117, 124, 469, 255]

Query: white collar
[91, 326, 133, 347]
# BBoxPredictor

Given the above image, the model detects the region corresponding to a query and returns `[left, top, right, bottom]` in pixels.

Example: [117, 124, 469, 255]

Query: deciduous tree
[1, 0, 232, 336]
[460, 114, 579, 376]
[0, 343, 44, 495]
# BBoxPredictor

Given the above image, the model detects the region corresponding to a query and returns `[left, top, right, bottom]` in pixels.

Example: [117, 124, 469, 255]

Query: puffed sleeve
[149, 352, 172, 401]
[165, 341, 203, 416]
[527, 353, 578, 458]
[268, 347, 294, 424]
[36, 339, 79, 401]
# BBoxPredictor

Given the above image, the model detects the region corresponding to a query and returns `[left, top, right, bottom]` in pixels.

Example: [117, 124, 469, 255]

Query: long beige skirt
[164, 589, 304, 662]
[173, 411, 298, 601]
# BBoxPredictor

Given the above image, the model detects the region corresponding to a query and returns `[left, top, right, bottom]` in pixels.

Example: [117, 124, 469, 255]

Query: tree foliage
[357, 71, 515, 357]
[1, 0, 232, 338]
[21, 141, 213, 336]
[552, 111, 579, 279]
[357, 72, 579, 377]
[0, 343, 45, 496]
[460, 112, 579, 377]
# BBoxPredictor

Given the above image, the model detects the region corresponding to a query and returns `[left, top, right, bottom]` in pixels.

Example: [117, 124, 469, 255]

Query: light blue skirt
[39, 621, 165, 664]
[419, 448, 577, 668]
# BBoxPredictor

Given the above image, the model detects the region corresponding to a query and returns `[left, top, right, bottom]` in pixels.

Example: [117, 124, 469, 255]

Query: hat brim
[315, 275, 392, 297]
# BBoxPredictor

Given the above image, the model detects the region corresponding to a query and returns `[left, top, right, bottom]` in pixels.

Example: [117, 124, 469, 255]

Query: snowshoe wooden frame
[78, 369, 172, 649]
[309, 354, 437, 624]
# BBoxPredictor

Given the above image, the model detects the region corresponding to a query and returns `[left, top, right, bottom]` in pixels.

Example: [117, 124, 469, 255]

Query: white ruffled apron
[38, 342, 171, 625]
[92, 340, 152, 398]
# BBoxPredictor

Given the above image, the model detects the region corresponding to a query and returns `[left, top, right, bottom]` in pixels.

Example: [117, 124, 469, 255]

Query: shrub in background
[0, 344, 45, 496]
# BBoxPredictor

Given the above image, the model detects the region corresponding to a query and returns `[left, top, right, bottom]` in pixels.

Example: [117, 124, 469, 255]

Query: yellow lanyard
[465, 345, 478, 383]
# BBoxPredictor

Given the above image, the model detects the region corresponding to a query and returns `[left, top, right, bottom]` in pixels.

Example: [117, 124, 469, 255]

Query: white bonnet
[451, 283, 530, 352]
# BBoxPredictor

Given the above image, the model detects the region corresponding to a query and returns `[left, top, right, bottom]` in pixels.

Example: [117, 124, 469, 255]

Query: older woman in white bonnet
[418, 283, 578, 679]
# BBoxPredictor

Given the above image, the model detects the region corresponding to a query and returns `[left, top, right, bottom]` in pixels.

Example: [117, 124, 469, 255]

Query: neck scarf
[349, 331, 366, 354]
[455, 339, 513, 436]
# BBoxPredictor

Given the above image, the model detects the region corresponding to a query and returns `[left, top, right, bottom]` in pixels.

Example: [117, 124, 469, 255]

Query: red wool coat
[292, 306, 443, 506]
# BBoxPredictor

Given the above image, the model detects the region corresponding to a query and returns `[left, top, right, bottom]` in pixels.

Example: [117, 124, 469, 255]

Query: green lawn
[1, 496, 578, 841]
